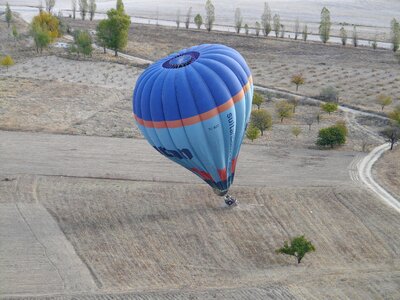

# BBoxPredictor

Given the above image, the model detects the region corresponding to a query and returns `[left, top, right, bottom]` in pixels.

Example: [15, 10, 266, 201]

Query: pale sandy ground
[374, 145, 400, 200]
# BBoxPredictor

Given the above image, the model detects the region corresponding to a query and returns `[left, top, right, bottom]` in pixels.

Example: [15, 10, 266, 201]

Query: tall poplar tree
[319, 7, 331, 43]
[261, 2, 271, 36]
[205, 0, 215, 32]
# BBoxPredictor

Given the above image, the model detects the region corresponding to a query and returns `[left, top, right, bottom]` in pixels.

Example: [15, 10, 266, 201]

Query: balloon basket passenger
[224, 195, 238, 206]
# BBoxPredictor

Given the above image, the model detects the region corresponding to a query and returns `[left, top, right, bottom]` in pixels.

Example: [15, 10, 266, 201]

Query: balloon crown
[162, 51, 200, 69]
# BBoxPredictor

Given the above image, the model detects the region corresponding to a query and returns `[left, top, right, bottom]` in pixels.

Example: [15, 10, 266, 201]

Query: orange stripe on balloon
[191, 168, 213, 181]
[217, 168, 227, 181]
[231, 157, 237, 174]
[134, 76, 253, 129]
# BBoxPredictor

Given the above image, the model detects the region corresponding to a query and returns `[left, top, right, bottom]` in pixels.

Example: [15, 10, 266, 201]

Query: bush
[292, 126, 302, 138]
[275, 100, 294, 122]
[246, 125, 261, 141]
[389, 105, 400, 126]
[276, 235, 315, 264]
[72, 30, 93, 57]
[321, 102, 338, 114]
[0, 55, 14, 71]
[252, 92, 264, 109]
[194, 14, 203, 29]
[250, 109, 272, 136]
[319, 86, 339, 102]
[291, 73, 305, 91]
[376, 94, 393, 111]
[316, 125, 346, 148]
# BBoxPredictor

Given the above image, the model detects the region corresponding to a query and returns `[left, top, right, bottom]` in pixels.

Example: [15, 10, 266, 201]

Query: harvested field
[2, 174, 400, 299]
[0, 74, 140, 138]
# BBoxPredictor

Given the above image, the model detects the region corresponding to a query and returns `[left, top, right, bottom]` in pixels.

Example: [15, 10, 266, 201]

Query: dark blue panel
[134, 65, 162, 120]
[174, 67, 201, 120]
[202, 46, 251, 77]
[140, 70, 163, 122]
[150, 71, 168, 122]
[183, 65, 216, 116]
[189, 63, 234, 108]
[161, 71, 181, 122]
[199, 54, 249, 87]
[197, 58, 243, 100]
[133, 44, 251, 122]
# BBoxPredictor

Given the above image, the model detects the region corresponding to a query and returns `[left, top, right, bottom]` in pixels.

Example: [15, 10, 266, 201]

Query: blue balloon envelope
[133, 44, 253, 195]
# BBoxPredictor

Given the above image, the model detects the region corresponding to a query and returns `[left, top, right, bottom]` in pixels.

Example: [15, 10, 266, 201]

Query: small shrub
[291, 73, 305, 91]
[250, 109, 272, 136]
[252, 92, 264, 109]
[275, 100, 294, 122]
[276, 235, 315, 264]
[292, 126, 302, 138]
[376, 94, 393, 111]
[194, 14, 203, 29]
[246, 125, 261, 141]
[321, 102, 338, 114]
[389, 105, 400, 126]
[319, 86, 339, 102]
[0, 55, 14, 71]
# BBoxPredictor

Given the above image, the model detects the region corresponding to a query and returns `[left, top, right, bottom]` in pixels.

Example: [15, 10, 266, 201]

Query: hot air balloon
[133, 44, 253, 205]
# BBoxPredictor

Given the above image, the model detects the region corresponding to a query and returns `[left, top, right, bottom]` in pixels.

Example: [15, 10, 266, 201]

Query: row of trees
[70, 0, 97, 21]
[176, 2, 399, 52]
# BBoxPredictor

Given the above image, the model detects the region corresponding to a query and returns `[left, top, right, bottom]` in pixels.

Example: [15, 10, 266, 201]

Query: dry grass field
[2, 173, 400, 299]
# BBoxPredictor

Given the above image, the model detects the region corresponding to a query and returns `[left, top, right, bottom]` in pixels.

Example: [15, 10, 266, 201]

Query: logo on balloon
[153, 146, 193, 160]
